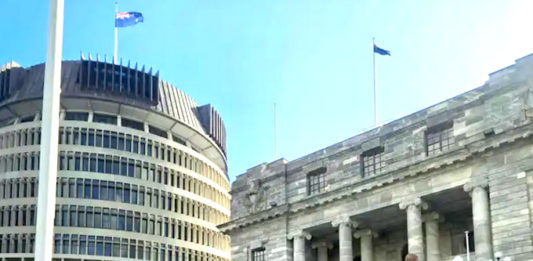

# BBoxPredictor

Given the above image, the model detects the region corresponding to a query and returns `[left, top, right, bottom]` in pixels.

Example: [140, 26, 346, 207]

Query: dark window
[252, 248, 266, 261]
[93, 113, 117, 125]
[307, 167, 327, 195]
[172, 135, 186, 146]
[426, 122, 454, 156]
[361, 146, 385, 177]
[19, 115, 35, 123]
[149, 125, 167, 138]
[122, 118, 144, 131]
[65, 112, 89, 121]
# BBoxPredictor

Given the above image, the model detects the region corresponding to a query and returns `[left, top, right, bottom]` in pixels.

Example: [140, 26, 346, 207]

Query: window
[307, 167, 327, 195]
[65, 112, 89, 121]
[252, 248, 266, 261]
[19, 114, 35, 123]
[361, 146, 385, 177]
[149, 125, 167, 138]
[122, 118, 144, 131]
[172, 135, 186, 146]
[426, 122, 454, 156]
[93, 113, 117, 125]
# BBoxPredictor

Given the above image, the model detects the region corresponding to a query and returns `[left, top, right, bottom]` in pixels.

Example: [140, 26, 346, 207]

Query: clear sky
[1, 0, 533, 180]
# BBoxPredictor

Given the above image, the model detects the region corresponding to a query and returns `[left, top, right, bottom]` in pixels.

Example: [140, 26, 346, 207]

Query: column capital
[423, 212, 445, 222]
[353, 229, 379, 239]
[464, 179, 489, 193]
[399, 197, 428, 210]
[332, 216, 358, 228]
[287, 230, 312, 240]
[311, 241, 334, 249]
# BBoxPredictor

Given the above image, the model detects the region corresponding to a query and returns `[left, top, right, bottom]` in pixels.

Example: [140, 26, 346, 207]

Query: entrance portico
[289, 186, 486, 261]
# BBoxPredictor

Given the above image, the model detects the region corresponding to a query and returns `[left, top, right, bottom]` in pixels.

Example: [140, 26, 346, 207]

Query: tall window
[307, 167, 327, 195]
[361, 146, 385, 177]
[252, 248, 266, 261]
[426, 122, 454, 156]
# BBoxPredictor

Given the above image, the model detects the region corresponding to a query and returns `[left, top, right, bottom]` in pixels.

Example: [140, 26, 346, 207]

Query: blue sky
[1, 0, 533, 180]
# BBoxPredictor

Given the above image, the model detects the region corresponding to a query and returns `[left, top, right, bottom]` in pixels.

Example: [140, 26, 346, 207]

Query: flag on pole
[373, 44, 391, 56]
[115, 12, 144, 28]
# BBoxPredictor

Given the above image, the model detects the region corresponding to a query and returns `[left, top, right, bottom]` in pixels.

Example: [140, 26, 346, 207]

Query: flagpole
[114, 1, 118, 61]
[35, 0, 64, 260]
[373, 37, 378, 126]
[274, 102, 277, 160]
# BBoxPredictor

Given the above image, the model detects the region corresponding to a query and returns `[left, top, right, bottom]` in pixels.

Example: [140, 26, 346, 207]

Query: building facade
[0, 55, 231, 261]
[219, 53, 533, 261]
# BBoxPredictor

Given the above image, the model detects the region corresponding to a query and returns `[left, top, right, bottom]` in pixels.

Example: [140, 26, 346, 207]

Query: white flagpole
[35, 0, 64, 260]
[373, 37, 378, 126]
[114, 1, 118, 61]
[274, 102, 278, 160]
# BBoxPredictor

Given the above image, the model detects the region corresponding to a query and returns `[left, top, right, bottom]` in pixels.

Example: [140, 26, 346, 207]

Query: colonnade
[288, 182, 492, 261]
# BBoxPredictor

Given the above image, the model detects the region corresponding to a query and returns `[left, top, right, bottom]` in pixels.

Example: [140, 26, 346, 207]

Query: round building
[0, 56, 231, 261]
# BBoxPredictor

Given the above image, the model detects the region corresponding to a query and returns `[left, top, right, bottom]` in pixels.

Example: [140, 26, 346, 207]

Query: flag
[115, 12, 144, 28]
[373, 44, 390, 56]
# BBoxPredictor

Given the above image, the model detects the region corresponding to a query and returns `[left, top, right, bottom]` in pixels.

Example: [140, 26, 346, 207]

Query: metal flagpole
[373, 37, 378, 126]
[35, 0, 64, 260]
[274, 102, 277, 160]
[465, 231, 471, 261]
[114, 2, 118, 61]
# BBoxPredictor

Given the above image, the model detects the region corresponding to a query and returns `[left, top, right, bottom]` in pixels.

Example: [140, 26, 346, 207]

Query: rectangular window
[361, 146, 385, 177]
[426, 122, 454, 156]
[252, 248, 266, 261]
[148, 125, 167, 138]
[172, 135, 186, 146]
[93, 113, 118, 125]
[64, 112, 89, 121]
[122, 118, 144, 131]
[307, 167, 327, 195]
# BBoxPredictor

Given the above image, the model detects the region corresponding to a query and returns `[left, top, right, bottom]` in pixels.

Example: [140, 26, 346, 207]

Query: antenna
[274, 102, 278, 160]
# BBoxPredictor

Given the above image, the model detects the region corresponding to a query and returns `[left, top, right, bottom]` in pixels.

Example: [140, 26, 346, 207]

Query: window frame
[307, 167, 328, 196]
[425, 121, 454, 156]
[360, 146, 385, 178]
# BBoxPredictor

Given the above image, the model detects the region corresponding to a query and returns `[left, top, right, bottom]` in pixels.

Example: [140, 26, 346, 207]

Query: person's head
[405, 253, 418, 261]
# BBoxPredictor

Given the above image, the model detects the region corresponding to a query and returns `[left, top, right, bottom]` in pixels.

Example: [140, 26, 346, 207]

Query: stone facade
[218, 53, 533, 261]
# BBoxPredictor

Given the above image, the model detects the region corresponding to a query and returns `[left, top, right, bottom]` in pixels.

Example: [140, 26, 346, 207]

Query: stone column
[464, 182, 493, 261]
[423, 212, 442, 261]
[288, 230, 312, 261]
[312, 241, 333, 261]
[400, 198, 428, 261]
[354, 229, 378, 261]
[332, 217, 357, 261]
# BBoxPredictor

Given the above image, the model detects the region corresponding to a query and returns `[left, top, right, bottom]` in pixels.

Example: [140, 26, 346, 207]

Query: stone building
[219, 53, 533, 261]
[0, 55, 231, 261]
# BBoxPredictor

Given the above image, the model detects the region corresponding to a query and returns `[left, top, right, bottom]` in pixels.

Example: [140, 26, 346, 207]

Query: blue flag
[373, 44, 391, 56]
[115, 12, 144, 28]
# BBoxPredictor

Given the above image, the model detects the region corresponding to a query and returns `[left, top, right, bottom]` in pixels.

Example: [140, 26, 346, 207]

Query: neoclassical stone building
[219, 53, 533, 261]
[0, 55, 231, 261]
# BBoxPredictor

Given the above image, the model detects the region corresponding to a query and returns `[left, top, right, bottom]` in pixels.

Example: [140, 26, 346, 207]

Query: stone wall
[221, 53, 533, 261]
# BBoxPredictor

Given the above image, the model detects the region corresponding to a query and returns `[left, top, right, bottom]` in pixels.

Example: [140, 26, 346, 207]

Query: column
[311, 241, 333, 261]
[288, 230, 312, 261]
[423, 212, 442, 261]
[332, 217, 357, 261]
[354, 229, 377, 261]
[464, 182, 493, 261]
[400, 198, 428, 261]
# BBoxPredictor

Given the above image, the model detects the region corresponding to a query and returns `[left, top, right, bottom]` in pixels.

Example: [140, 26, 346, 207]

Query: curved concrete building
[0, 55, 231, 261]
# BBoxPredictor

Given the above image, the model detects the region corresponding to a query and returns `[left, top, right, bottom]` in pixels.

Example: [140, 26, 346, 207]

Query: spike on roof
[80, 52, 86, 61]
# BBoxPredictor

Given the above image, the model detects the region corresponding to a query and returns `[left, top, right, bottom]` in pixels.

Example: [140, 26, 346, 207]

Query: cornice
[220, 122, 533, 233]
